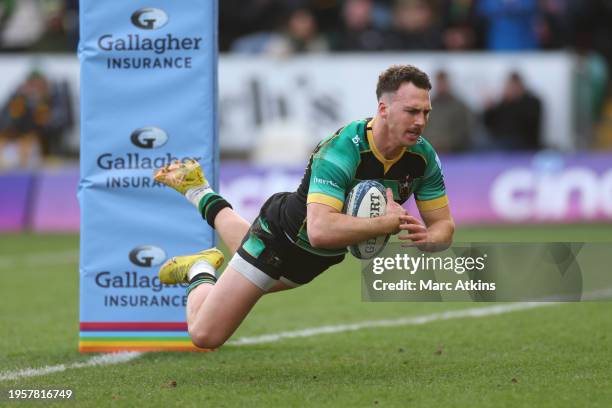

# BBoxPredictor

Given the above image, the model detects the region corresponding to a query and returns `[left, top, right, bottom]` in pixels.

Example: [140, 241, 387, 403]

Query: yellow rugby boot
[153, 159, 208, 195]
[158, 248, 224, 284]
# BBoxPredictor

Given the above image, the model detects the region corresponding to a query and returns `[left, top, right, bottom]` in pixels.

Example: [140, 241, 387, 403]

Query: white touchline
[227, 302, 556, 345]
[0, 302, 559, 382]
[0, 352, 143, 382]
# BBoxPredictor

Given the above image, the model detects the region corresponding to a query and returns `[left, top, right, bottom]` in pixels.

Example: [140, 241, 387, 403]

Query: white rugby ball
[344, 180, 390, 259]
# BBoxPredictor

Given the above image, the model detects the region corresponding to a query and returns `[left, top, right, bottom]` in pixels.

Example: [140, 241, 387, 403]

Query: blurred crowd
[423, 70, 544, 153]
[2, 1, 610, 62]
[221, 0, 612, 57]
[1, 0, 612, 167]
[222, 0, 612, 153]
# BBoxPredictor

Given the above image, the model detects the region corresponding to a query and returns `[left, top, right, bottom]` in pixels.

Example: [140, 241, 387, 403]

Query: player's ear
[377, 99, 388, 119]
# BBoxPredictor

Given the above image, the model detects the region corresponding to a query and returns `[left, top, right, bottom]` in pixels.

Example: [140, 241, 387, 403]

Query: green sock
[197, 193, 233, 228]
[186, 273, 217, 296]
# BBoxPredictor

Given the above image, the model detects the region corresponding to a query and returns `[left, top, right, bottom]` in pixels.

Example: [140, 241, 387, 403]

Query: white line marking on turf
[227, 302, 556, 345]
[0, 302, 558, 381]
[0, 352, 142, 382]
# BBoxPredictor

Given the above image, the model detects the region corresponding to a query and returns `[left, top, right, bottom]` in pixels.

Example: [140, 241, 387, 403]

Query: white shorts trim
[279, 276, 301, 288]
[228, 252, 277, 291]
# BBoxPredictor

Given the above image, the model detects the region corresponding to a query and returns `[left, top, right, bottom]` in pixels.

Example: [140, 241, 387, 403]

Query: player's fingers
[398, 223, 426, 232]
[385, 188, 394, 203]
[399, 215, 421, 224]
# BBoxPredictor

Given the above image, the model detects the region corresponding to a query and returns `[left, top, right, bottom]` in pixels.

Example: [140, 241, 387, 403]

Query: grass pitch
[1, 224, 611, 407]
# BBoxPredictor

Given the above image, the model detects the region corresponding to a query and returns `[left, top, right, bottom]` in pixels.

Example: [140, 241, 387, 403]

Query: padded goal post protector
[78, 1, 218, 352]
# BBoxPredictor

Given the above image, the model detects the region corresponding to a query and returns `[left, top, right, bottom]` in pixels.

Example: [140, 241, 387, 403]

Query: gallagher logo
[131, 8, 169, 30]
[130, 127, 168, 149]
[129, 245, 167, 267]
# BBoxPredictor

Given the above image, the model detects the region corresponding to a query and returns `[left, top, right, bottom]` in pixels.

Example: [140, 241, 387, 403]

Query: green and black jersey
[262, 118, 449, 257]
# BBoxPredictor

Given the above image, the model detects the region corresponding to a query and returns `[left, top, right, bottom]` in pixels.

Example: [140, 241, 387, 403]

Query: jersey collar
[366, 119, 406, 174]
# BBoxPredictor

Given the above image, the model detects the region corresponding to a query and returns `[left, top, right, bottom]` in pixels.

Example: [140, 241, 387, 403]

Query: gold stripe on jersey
[366, 119, 406, 174]
[416, 195, 449, 211]
[307, 193, 344, 211]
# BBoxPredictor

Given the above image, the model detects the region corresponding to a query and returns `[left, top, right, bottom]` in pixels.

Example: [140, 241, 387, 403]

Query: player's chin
[401, 134, 420, 146]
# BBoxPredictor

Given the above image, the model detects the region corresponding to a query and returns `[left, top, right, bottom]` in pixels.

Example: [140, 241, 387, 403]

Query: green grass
[455, 223, 612, 242]
[0, 225, 611, 407]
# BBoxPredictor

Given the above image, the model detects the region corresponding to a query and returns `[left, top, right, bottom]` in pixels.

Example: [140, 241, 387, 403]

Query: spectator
[32, 0, 80, 51]
[331, 0, 392, 51]
[570, 0, 612, 78]
[0, 72, 48, 167]
[387, 0, 443, 50]
[439, 0, 484, 50]
[0, 70, 73, 167]
[537, 0, 570, 49]
[476, 0, 540, 51]
[0, 0, 45, 50]
[220, 0, 287, 52]
[423, 70, 474, 152]
[231, 7, 329, 56]
[483, 72, 543, 151]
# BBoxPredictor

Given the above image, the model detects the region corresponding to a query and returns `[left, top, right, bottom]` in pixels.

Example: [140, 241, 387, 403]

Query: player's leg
[158, 242, 294, 348]
[185, 266, 291, 326]
[153, 160, 248, 255]
[157, 247, 251, 348]
[211, 207, 250, 255]
[186, 266, 265, 348]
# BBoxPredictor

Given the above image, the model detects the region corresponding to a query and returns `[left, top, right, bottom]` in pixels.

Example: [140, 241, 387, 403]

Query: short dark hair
[376, 65, 432, 100]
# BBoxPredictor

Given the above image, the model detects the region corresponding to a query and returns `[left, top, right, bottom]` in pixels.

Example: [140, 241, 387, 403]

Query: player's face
[380, 82, 432, 147]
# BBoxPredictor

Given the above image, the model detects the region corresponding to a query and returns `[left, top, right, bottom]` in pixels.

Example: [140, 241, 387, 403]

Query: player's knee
[189, 325, 227, 349]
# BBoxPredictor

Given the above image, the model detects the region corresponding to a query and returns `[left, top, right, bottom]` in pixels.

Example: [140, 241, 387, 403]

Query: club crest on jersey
[399, 175, 414, 201]
[352, 135, 360, 144]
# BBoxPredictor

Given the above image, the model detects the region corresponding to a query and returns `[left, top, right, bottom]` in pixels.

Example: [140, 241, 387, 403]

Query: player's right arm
[306, 122, 410, 249]
[308, 189, 410, 249]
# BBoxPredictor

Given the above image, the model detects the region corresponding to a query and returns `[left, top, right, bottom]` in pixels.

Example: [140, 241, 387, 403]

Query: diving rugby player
[153, 65, 455, 348]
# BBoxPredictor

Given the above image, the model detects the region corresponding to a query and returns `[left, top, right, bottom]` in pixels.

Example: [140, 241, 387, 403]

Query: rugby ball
[344, 180, 390, 259]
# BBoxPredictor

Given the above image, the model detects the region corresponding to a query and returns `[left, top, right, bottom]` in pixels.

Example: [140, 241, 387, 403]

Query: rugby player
[153, 64, 455, 348]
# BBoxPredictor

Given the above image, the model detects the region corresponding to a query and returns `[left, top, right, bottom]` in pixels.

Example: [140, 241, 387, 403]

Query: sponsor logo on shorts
[128, 245, 167, 267]
[131, 8, 169, 30]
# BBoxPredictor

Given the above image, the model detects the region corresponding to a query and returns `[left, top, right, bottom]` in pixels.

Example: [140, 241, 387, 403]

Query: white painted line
[227, 302, 556, 345]
[0, 302, 555, 381]
[0, 352, 143, 382]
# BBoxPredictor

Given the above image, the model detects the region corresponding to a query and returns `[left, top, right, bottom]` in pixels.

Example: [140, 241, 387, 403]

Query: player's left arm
[398, 146, 455, 251]
[398, 205, 455, 251]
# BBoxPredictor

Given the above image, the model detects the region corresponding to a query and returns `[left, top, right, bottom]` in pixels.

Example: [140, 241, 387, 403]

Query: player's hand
[397, 214, 429, 246]
[384, 188, 411, 234]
